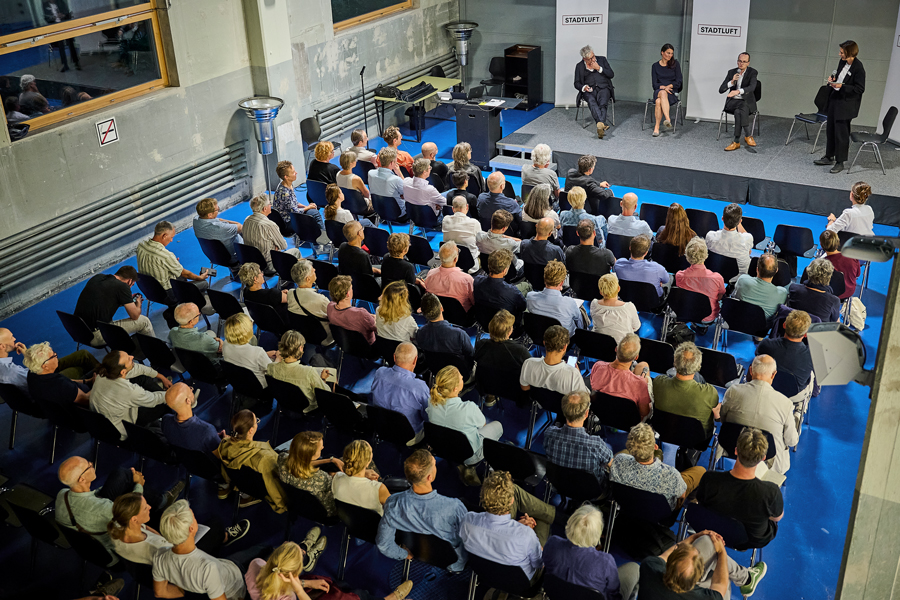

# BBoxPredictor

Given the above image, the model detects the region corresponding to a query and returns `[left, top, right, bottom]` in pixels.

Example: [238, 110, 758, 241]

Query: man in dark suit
[719, 53, 758, 151]
[574, 45, 615, 139]
[564, 154, 614, 216]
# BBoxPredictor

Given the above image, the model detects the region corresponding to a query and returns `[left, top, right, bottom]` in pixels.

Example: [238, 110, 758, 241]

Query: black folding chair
[698, 347, 743, 389]
[271, 250, 299, 285]
[224, 466, 271, 522]
[773, 224, 815, 278]
[396, 530, 459, 579]
[706, 251, 740, 283]
[315, 388, 369, 437]
[662, 287, 714, 336]
[590, 391, 642, 432]
[638, 337, 675, 375]
[741, 216, 768, 250]
[713, 297, 771, 351]
[306, 180, 329, 206]
[335, 500, 382, 579]
[290, 212, 326, 258]
[284, 484, 338, 539]
[352, 160, 377, 184]
[286, 311, 331, 347]
[436, 294, 474, 328]
[368, 404, 418, 450]
[422, 351, 474, 383]
[523, 262, 545, 291]
[172, 445, 225, 499]
[482, 438, 547, 488]
[134, 333, 185, 381]
[34, 397, 89, 464]
[363, 226, 390, 258]
[310, 259, 339, 292]
[685, 209, 719, 239]
[135, 273, 173, 317]
[372, 194, 406, 232]
[245, 300, 288, 338]
[197, 238, 236, 279]
[423, 422, 475, 468]
[223, 361, 274, 413]
[523, 313, 562, 351]
[331, 325, 382, 382]
[543, 573, 606, 600]
[569, 271, 602, 302]
[79, 408, 130, 469]
[174, 347, 228, 392]
[466, 553, 544, 600]
[324, 221, 348, 260]
[340, 187, 371, 219]
[56, 311, 105, 350]
[681, 502, 769, 564]
[639, 203, 669, 232]
[650, 242, 690, 274]
[748, 255, 792, 288]
[604, 233, 632, 260]
[618, 279, 667, 314]
[170, 279, 213, 324]
[545, 461, 605, 508]
[0, 383, 45, 450]
[650, 409, 715, 459]
[406, 203, 441, 236]
[715, 422, 777, 470]
[10, 501, 71, 573]
[268, 210, 294, 237]
[518, 220, 537, 240]
[406, 234, 435, 269]
[122, 421, 177, 470]
[96, 321, 141, 359]
[266, 375, 314, 445]
[208, 289, 244, 322]
[605, 481, 676, 553]
[572, 329, 617, 367]
[236, 242, 276, 277]
[562, 225, 580, 248]
[351, 273, 382, 309]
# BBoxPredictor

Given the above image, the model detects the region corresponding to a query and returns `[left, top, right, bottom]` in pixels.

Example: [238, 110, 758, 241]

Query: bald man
[418, 142, 449, 191]
[371, 342, 430, 444]
[337, 220, 381, 278]
[520, 217, 566, 266]
[607, 192, 652, 237]
[422, 241, 475, 312]
[476, 172, 522, 234]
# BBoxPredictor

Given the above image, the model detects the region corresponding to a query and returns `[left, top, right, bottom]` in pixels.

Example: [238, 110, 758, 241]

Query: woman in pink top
[674, 237, 725, 323]
[820, 230, 858, 299]
[326, 276, 377, 344]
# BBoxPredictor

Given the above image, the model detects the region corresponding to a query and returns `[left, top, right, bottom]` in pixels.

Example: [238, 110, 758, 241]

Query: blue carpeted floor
[0, 104, 892, 600]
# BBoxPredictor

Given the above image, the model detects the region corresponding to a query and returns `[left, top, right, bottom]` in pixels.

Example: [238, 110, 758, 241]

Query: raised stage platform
[497, 102, 900, 227]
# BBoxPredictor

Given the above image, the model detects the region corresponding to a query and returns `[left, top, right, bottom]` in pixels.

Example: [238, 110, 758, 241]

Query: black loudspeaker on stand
[457, 104, 501, 169]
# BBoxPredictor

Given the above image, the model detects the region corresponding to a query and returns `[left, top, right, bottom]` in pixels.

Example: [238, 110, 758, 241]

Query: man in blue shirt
[370, 342, 430, 444]
[477, 172, 522, 234]
[368, 147, 409, 221]
[473, 249, 527, 321]
[607, 193, 652, 237]
[614, 234, 669, 297]
[376, 449, 469, 572]
[520, 218, 566, 267]
[544, 391, 613, 487]
[526, 261, 584, 335]
[0, 327, 31, 393]
[192, 198, 243, 278]
[416, 294, 475, 359]
[460, 470, 557, 581]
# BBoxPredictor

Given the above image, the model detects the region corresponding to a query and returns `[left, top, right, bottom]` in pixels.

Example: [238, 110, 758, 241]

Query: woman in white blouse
[331, 439, 390, 516]
[590, 273, 641, 343]
[336, 151, 371, 201]
[375, 281, 418, 342]
[222, 313, 275, 386]
[827, 181, 874, 236]
[323, 184, 355, 225]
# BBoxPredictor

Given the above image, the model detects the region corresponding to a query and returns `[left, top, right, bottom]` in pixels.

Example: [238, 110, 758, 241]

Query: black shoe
[60, 66, 69, 73]
[830, 162, 845, 174]
[814, 156, 835, 166]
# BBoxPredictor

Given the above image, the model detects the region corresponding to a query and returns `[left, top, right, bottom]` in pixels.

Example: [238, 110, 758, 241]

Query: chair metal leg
[9, 411, 18, 450]
[875, 144, 886, 176]
[467, 572, 478, 600]
[610, 99, 615, 126]
[93, 438, 101, 469]
[271, 408, 282, 447]
[752, 112, 760, 137]
[812, 122, 825, 154]
[525, 401, 538, 449]
[642, 101, 650, 131]
[785, 120, 797, 146]
[717, 112, 726, 140]
[402, 558, 411, 580]
[849, 143, 865, 171]
[337, 527, 350, 580]
[603, 501, 618, 553]
[49, 425, 59, 464]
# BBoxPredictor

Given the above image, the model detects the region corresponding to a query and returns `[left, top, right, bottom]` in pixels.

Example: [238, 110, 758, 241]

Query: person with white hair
[675, 237, 726, 323]
[543, 504, 633, 600]
[574, 45, 615, 138]
[788, 257, 841, 322]
[24, 340, 99, 406]
[719, 354, 798, 474]
[168, 302, 223, 362]
[441, 196, 483, 273]
[421, 241, 475, 312]
[521, 144, 560, 198]
[242, 193, 301, 271]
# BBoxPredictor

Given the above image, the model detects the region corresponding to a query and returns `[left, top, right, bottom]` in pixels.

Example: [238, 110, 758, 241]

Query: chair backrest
[521, 184, 535, 203]
[530, 386, 564, 417]
[475, 366, 528, 405]
[367, 404, 417, 446]
[406, 283, 422, 312]
[667, 287, 713, 323]
[315, 388, 366, 432]
[352, 160, 377, 185]
[268, 210, 294, 237]
[60, 525, 113, 568]
[717, 421, 777, 462]
[466, 172, 483, 194]
[133, 333, 179, 374]
[773, 225, 814, 258]
[56, 310, 97, 347]
[172, 445, 223, 481]
[543, 573, 606, 600]
[423, 421, 475, 465]
[122, 421, 176, 464]
[13, 502, 64, 545]
[879, 105, 898, 143]
[223, 361, 269, 400]
[284, 484, 333, 525]
[395, 530, 459, 570]
[286, 311, 330, 347]
[685, 209, 720, 239]
[455, 246, 476, 273]
[590, 391, 642, 431]
[650, 409, 709, 451]
[235, 243, 270, 273]
[698, 347, 741, 388]
[299, 116, 322, 145]
[331, 325, 381, 360]
[650, 242, 690, 274]
[568, 271, 602, 302]
[351, 273, 382, 305]
[324, 220, 348, 247]
[741, 216, 766, 248]
[373, 335, 402, 366]
[335, 499, 382, 544]
[748, 256, 792, 288]
[307, 180, 329, 207]
[523, 261, 545, 291]
[638, 337, 675, 374]
[753, 79, 762, 102]
[0, 382, 44, 418]
[684, 502, 753, 551]
[266, 375, 313, 413]
[372, 194, 404, 223]
[706, 251, 739, 283]
[523, 312, 562, 347]
[561, 225, 580, 248]
[245, 300, 288, 337]
[618, 279, 665, 313]
[170, 279, 207, 308]
[545, 461, 604, 504]
[518, 220, 537, 240]
[771, 369, 801, 397]
[604, 233, 632, 260]
[197, 237, 235, 267]
[482, 438, 547, 486]
[224, 466, 271, 502]
[435, 294, 473, 328]
[310, 260, 338, 291]
[340, 187, 370, 217]
[424, 349, 474, 381]
[572, 329, 616, 362]
[206, 289, 243, 322]
[595, 197, 620, 220]
[406, 234, 435, 267]
[720, 297, 770, 338]
[609, 481, 674, 525]
[173, 348, 224, 387]
[363, 226, 390, 258]
[488, 56, 505, 78]
[36, 396, 89, 432]
[639, 203, 669, 232]
[558, 190, 571, 212]
[406, 203, 439, 229]
[288, 212, 321, 247]
[136, 273, 169, 304]
[800, 265, 845, 297]
[97, 321, 138, 355]
[271, 250, 299, 281]
[80, 408, 125, 445]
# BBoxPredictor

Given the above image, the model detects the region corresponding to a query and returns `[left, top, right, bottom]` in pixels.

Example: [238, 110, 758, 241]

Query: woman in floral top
[277, 431, 343, 516]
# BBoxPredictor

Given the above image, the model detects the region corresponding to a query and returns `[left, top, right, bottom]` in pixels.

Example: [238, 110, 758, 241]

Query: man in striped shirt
[242, 194, 300, 271]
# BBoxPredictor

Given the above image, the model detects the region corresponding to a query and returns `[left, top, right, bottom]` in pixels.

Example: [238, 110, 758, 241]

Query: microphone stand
[359, 66, 368, 135]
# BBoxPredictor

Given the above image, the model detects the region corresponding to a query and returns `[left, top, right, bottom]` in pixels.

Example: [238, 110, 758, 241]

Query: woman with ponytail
[218, 410, 288, 513]
[331, 440, 391, 515]
[425, 366, 503, 486]
[827, 181, 874, 236]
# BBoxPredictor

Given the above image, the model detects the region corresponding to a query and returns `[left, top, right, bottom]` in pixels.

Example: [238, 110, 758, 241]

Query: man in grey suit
[719, 52, 758, 151]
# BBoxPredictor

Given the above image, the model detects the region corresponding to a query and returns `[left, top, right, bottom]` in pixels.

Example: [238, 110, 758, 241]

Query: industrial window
[0, 0, 168, 135]
[332, 0, 413, 32]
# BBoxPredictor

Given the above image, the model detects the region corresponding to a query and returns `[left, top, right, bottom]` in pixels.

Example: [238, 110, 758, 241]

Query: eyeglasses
[41, 352, 58, 365]
[79, 461, 94, 480]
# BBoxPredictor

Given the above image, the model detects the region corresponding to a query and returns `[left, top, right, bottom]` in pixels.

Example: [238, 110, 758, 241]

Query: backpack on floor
[663, 322, 695, 346]
[848, 297, 867, 330]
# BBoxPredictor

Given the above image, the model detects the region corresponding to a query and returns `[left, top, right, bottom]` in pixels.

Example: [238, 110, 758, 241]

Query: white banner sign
[686, 0, 751, 121]
[877, 6, 900, 143]
[555, 0, 609, 107]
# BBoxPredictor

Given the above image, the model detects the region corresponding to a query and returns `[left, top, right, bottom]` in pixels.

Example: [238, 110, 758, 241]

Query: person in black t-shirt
[446, 171, 479, 216]
[74, 265, 156, 347]
[24, 341, 98, 406]
[307, 141, 340, 185]
[418, 142, 449, 192]
[239, 262, 289, 320]
[695, 427, 784, 547]
[381, 232, 425, 288]
[473, 309, 531, 408]
[565, 219, 615, 277]
[337, 221, 380, 279]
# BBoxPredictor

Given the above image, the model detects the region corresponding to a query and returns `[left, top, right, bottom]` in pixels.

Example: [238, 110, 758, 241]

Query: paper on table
[483, 99, 505, 107]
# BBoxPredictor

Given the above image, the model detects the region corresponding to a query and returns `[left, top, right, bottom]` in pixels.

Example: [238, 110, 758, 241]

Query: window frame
[332, 0, 413, 32]
[0, 1, 168, 133]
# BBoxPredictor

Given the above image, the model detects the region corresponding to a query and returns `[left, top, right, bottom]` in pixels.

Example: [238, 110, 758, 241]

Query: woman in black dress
[650, 43, 683, 137]
[814, 40, 866, 174]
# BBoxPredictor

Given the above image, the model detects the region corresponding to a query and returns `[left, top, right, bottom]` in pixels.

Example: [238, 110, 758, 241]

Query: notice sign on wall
[96, 117, 119, 147]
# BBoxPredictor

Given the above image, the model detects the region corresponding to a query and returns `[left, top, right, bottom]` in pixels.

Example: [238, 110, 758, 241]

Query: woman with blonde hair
[375, 281, 418, 342]
[590, 273, 641, 343]
[219, 409, 287, 512]
[245, 541, 413, 600]
[522, 183, 561, 236]
[656, 202, 697, 255]
[308, 140, 339, 184]
[827, 181, 874, 235]
[447, 141, 485, 193]
[277, 431, 342, 516]
[331, 440, 391, 515]
[222, 313, 275, 386]
[323, 184, 354, 224]
[336, 151, 371, 200]
[425, 366, 503, 486]
[559, 186, 607, 238]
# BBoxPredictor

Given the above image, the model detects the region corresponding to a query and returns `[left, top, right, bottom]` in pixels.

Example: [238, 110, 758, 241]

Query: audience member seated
[243, 194, 302, 271]
[705, 202, 753, 276]
[287, 259, 333, 345]
[696, 427, 784, 547]
[527, 260, 584, 335]
[240, 262, 288, 318]
[324, 183, 356, 225]
[789, 257, 841, 322]
[137, 220, 210, 307]
[277, 430, 339, 516]
[720, 355, 798, 475]
[564, 155, 614, 216]
[607, 193, 652, 237]
[220, 409, 287, 513]
[381, 233, 419, 287]
[382, 126, 414, 174]
[0, 328, 35, 393]
[371, 342, 430, 444]
[474, 310, 532, 382]
[337, 151, 373, 208]
[543, 505, 630, 600]
[368, 147, 408, 221]
[427, 365, 503, 485]
[339, 221, 382, 278]
[460, 470, 556, 580]
[634, 530, 766, 600]
[169, 302, 223, 362]
[757, 310, 814, 423]
[274, 160, 325, 230]
[307, 141, 340, 184]
[474, 250, 526, 318]
[522, 144, 560, 198]
[476, 210, 523, 274]
[652, 342, 720, 437]
[422, 242, 475, 312]
[615, 234, 669, 297]
[376, 281, 418, 342]
[403, 158, 446, 217]
[222, 313, 273, 386]
[520, 325, 590, 395]
[267, 330, 333, 414]
[520, 218, 566, 266]
[566, 219, 615, 278]
[733, 253, 788, 322]
[446, 170, 478, 215]
[477, 172, 522, 233]
[3, 96, 29, 123]
[152, 499, 267, 600]
[24, 341, 98, 406]
[447, 141, 485, 193]
[90, 350, 170, 440]
[611, 423, 705, 511]
[827, 181, 874, 236]
[655, 202, 696, 256]
[820, 230, 858, 300]
[676, 237, 725, 323]
[192, 198, 244, 278]
[326, 276, 377, 345]
[332, 440, 391, 516]
[590, 273, 641, 343]
[347, 128, 378, 164]
[544, 391, 613, 487]
[442, 196, 483, 273]
[376, 450, 468, 571]
[522, 184, 561, 238]
[417, 293, 474, 359]
[589, 333, 653, 419]
[419, 141, 449, 191]
[560, 187, 608, 243]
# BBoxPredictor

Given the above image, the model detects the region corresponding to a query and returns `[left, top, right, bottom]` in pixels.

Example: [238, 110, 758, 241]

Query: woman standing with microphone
[815, 40, 866, 174]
